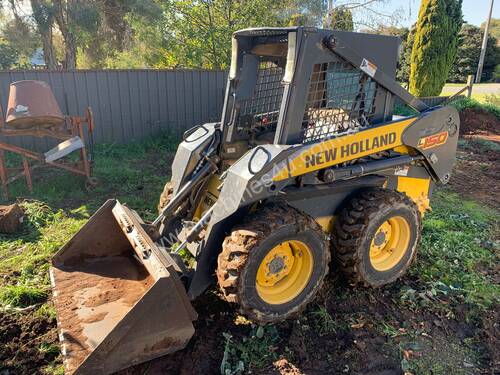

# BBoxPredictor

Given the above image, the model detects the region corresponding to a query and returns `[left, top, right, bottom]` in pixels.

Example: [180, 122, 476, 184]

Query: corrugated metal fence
[0, 69, 228, 151]
[0, 69, 459, 152]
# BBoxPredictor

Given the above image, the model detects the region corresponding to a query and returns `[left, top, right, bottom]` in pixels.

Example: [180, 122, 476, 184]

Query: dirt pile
[0, 311, 58, 374]
[450, 143, 500, 209]
[0, 204, 24, 234]
[51, 256, 154, 373]
[459, 108, 499, 139]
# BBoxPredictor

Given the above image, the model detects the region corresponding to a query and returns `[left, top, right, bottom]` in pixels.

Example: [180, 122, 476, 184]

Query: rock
[0, 204, 24, 234]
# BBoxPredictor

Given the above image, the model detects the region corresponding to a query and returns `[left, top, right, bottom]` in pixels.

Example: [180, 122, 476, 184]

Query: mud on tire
[333, 188, 421, 287]
[217, 203, 330, 323]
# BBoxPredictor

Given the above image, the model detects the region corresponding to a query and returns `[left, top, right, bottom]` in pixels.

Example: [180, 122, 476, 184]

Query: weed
[310, 306, 338, 335]
[42, 363, 65, 375]
[221, 333, 245, 375]
[459, 138, 500, 153]
[38, 342, 60, 356]
[220, 325, 279, 373]
[0, 284, 48, 308]
[35, 303, 57, 320]
[379, 322, 405, 339]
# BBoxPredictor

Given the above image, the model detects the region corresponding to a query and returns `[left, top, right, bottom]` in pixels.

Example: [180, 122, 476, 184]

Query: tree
[0, 38, 18, 68]
[78, 0, 160, 68]
[0, 9, 40, 68]
[397, 26, 414, 84]
[327, 5, 353, 31]
[335, 0, 408, 31]
[288, 13, 310, 26]
[157, 0, 288, 70]
[482, 18, 500, 43]
[286, 0, 324, 27]
[409, 0, 463, 96]
[448, 23, 500, 82]
[360, 24, 411, 83]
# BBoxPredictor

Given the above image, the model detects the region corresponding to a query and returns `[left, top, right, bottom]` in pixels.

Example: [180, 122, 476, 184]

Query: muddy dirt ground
[0, 311, 59, 373]
[0, 109, 498, 375]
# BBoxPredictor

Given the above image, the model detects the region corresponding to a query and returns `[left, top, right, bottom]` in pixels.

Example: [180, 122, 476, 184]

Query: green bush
[450, 97, 500, 118]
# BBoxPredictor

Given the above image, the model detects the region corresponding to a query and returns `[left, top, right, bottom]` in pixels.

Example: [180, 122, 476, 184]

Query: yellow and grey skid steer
[50, 27, 459, 374]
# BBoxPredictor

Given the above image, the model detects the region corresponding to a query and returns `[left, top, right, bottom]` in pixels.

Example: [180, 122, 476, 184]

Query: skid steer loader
[50, 27, 459, 374]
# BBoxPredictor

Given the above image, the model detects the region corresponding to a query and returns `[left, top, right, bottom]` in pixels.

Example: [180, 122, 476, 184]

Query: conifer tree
[409, 0, 462, 96]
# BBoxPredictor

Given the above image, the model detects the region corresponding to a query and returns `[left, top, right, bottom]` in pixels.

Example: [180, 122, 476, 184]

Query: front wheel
[217, 203, 330, 323]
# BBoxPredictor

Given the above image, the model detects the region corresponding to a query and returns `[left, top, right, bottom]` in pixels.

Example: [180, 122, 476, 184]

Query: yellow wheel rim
[256, 240, 314, 305]
[369, 216, 411, 272]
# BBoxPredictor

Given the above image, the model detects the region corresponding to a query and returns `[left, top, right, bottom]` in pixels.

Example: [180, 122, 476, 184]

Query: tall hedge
[409, 0, 463, 96]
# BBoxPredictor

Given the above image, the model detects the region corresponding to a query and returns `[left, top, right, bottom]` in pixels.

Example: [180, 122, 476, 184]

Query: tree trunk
[54, 0, 77, 69]
[40, 29, 58, 69]
[30, 0, 58, 70]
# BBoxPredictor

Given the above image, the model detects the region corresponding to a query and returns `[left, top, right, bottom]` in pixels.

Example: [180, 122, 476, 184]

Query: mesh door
[238, 60, 285, 127]
[302, 61, 378, 143]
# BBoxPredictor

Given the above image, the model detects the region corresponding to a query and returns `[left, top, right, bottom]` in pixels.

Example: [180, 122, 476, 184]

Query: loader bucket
[50, 200, 197, 375]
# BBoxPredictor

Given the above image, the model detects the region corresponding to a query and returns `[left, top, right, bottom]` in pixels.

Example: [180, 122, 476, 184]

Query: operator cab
[220, 27, 401, 160]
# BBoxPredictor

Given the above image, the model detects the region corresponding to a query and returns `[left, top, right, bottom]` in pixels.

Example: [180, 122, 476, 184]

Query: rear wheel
[217, 204, 330, 323]
[333, 189, 421, 287]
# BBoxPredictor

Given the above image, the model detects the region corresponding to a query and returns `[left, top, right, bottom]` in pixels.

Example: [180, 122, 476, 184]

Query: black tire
[217, 203, 330, 323]
[158, 181, 173, 213]
[333, 188, 421, 287]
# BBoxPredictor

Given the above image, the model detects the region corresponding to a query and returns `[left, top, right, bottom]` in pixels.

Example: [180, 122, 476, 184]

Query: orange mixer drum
[5, 80, 65, 129]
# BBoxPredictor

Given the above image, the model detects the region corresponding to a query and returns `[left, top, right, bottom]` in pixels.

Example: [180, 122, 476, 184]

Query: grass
[310, 305, 339, 335]
[0, 131, 178, 216]
[441, 91, 489, 102]
[0, 132, 179, 374]
[442, 83, 493, 88]
[221, 325, 280, 374]
[0, 284, 48, 307]
[406, 190, 499, 314]
[0, 132, 498, 374]
[0, 131, 179, 312]
[441, 83, 499, 104]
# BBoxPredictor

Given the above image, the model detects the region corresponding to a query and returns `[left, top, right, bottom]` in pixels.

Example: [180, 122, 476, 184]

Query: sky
[361, 0, 499, 28]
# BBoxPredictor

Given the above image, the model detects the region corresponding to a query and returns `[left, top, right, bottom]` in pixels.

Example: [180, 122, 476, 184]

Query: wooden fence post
[466, 75, 474, 98]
